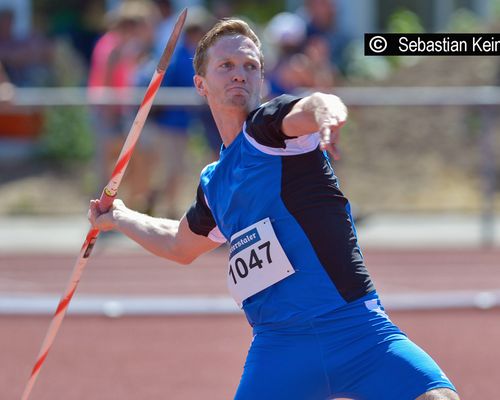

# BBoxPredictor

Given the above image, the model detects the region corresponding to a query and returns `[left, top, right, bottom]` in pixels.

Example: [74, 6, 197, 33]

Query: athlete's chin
[225, 97, 251, 111]
[229, 94, 248, 105]
[226, 95, 259, 112]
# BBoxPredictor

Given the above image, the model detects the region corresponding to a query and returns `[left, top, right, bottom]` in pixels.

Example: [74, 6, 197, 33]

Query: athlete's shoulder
[245, 94, 302, 149]
[186, 178, 226, 244]
[200, 160, 219, 183]
[250, 94, 301, 115]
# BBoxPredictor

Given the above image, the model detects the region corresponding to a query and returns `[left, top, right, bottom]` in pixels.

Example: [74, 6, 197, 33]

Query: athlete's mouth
[227, 86, 249, 93]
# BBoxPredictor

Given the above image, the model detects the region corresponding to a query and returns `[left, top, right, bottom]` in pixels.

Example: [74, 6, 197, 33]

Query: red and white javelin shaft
[21, 9, 187, 400]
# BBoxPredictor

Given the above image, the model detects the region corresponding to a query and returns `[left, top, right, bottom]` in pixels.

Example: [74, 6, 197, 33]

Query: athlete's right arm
[88, 199, 221, 264]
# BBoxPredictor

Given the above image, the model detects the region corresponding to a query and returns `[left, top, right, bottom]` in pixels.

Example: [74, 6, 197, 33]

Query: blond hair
[193, 18, 263, 76]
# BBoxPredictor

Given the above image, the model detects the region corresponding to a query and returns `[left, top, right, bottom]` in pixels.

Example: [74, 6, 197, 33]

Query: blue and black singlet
[186, 94, 374, 328]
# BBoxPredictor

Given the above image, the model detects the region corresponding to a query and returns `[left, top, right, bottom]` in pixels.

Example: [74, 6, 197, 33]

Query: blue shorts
[234, 293, 456, 400]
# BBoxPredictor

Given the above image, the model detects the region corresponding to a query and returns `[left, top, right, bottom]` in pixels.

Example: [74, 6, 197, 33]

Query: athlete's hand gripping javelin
[281, 92, 347, 160]
[88, 198, 124, 231]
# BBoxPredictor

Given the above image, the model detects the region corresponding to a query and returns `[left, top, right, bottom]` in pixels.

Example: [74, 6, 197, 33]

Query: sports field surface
[2, 248, 499, 399]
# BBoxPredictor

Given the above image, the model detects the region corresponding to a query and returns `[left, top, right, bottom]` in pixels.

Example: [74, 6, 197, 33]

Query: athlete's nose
[231, 66, 246, 83]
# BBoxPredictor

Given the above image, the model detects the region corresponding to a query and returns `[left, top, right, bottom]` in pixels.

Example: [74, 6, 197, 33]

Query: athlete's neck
[213, 111, 247, 147]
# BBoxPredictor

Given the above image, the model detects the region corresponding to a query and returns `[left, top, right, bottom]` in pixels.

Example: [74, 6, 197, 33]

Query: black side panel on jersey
[245, 94, 301, 148]
[280, 149, 375, 302]
[186, 184, 217, 237]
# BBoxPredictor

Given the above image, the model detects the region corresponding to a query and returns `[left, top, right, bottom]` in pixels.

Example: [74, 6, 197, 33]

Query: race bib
[228, 218, 295, 307]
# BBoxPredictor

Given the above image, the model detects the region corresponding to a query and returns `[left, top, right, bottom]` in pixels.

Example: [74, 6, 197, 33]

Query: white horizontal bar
[10, 86, 500, 107]
[0, 290, 499, 316]
[0, 295, 240, 316]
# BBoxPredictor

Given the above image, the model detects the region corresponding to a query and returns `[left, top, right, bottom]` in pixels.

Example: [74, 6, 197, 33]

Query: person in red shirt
[88, 1, 157, 210]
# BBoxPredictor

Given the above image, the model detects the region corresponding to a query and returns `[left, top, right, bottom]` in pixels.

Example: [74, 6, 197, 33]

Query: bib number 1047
[229, 241, 271, 284]
[227, 217, 295, 305]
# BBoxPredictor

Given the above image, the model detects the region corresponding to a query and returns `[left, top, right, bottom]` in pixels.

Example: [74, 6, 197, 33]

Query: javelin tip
[179, 8, 188, 22]
[157, 8, 188, 72]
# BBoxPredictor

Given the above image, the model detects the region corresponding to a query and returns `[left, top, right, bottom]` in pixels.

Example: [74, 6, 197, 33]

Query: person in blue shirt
[88, 18, 459, 400]
[144, 21, 201, 216]
[143, 8, 220, 215]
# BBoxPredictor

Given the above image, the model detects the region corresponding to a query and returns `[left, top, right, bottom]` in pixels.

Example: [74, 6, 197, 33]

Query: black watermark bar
[365, 33, 500, 56]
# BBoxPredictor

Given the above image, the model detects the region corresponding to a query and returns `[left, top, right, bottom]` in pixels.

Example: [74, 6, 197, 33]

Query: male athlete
[89, 19, 459, 400]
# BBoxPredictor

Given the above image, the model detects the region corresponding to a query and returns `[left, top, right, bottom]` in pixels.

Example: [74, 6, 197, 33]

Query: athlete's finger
[87, 200, 98, 225]
[329, 124, 340, 143]
[320, 125, 331, 150]
[322, 124, 340, 159]
[331, 125, 341, 159]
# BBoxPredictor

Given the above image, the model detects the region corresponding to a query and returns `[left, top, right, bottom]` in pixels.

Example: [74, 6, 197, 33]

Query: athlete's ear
[193, 75, 207, 97]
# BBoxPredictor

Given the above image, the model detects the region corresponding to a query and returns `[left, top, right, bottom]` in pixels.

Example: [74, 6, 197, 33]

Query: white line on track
[0, 290, 499, 316]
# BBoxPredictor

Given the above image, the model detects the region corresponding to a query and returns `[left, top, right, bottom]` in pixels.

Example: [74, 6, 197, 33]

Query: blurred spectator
[264, 12, 335, 97]
[211, 0, 235, 20]
[0, 8, 54, 86]
[264, 12, 310, 96]
[0, 61, 14, 104]
[0, 22, 44, 142]
[50, 0, 104, 66]
[302, 0, 351, 74]
[141, 6, 219, 217]
[51, 37, 88, 87]
[0, 58, 43, 141]
[88, 0, 158, 210]
[303, 34, 336, 90]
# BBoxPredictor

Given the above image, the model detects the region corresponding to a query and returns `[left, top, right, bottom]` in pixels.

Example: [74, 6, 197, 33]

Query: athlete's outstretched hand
[282, 92, 348, 161]
[316, 94, 347, 160]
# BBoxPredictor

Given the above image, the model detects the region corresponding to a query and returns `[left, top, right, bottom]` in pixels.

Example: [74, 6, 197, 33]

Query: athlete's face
[194, 35, 263, 114]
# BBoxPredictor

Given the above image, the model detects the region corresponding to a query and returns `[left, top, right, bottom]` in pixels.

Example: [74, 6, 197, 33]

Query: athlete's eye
[220, 62, 233, 69]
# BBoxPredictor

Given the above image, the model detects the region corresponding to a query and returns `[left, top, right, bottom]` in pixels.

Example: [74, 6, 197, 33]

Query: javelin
[20, 9, 187, 400]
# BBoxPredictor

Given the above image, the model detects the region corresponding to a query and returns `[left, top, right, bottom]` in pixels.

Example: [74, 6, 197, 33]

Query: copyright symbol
[369, 36, 388, 53]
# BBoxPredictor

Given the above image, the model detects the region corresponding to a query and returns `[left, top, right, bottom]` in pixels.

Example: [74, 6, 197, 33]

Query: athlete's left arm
[281, 92, 347, 158]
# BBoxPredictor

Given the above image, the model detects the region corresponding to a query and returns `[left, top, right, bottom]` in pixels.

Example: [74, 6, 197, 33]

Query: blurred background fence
[0, 0, 499, 250]
[1, 85, 498, 245]
[1, 0, 499, 230]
